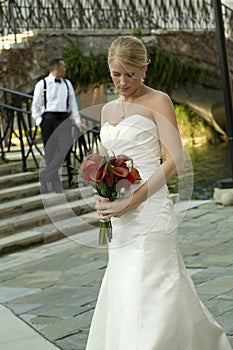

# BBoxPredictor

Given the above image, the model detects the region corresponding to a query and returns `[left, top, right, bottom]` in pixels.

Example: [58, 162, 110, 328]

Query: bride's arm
[96, 92, 184, 218]
[133, 92, 184, 200]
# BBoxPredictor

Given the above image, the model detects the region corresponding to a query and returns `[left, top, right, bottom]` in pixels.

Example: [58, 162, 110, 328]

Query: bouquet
[80, 153, 141, 246]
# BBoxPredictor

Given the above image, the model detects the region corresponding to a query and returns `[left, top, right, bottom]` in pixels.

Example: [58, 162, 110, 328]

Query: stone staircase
[0, 162, 98, 255]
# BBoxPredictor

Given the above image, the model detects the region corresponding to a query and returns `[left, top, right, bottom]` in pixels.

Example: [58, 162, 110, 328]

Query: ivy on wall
[174, 104, 221, 145]
[64, 44, 109, 93]
[146, 46, 206, 93]
[64, 40, 207, 93]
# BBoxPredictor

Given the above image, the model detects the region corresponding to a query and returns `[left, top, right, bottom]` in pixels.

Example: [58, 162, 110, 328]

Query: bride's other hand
[95, 194, 133, 219]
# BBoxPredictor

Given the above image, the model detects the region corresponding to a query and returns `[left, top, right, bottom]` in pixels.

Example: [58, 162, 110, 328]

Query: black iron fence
[0, 87, 100, 184]
[0, 0, 233, 43]
[0, 87, 41, 170]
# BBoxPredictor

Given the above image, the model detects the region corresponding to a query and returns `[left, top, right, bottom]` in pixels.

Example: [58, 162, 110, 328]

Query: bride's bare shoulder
[101, 98, 120, 123]
[102, 99, 118, 111]
[145, 88, 171, 102]
[144, 88, 174, 111]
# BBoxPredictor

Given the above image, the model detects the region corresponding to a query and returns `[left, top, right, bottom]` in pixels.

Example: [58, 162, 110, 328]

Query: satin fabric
[85, 115, 232, 350]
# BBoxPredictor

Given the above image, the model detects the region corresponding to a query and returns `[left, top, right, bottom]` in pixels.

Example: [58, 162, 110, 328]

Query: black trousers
[40, 112, 73, 189]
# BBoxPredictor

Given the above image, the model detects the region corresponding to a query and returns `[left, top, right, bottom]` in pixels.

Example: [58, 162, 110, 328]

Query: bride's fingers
[96, 196, 133, 218]
[96, 199, 124, 214]
[96, 207, 111, 215]
[95, 203, 108, 211]
[98, 213, 113, 220]
[94, 195, 109, 202]
[97, 206, 123, 219]
[95, 200, 113, 211]
[96, 202, 115, 213]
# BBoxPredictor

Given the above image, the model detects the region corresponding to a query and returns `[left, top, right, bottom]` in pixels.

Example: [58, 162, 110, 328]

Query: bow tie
[55, 78, 61, 83]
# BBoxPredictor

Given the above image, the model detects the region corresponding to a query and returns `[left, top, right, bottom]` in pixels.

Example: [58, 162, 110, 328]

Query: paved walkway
[0, 200, 233, 350]
[0, 304, 60, 349]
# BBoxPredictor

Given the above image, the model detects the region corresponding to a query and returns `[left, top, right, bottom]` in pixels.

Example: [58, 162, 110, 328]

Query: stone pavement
[0, 200, 232, 350]
[0, 304, 60, 350]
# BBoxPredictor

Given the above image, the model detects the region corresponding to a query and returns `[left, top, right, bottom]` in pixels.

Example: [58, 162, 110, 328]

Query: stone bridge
[1, 28, 232, 136]
[0, 0, 233, 136]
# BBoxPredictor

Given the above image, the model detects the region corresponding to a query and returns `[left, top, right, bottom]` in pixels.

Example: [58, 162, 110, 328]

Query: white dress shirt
[32, 73, 81, 126]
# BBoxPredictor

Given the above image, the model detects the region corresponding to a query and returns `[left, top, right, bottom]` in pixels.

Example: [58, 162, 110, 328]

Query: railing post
[12, 94, 27, 171]
[0, 120, 5, 161]
[16, 109, 27, 171]
[213, 0, 233, 187]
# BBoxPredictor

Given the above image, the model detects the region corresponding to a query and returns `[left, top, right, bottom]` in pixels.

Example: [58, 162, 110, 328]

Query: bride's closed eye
[111, 72, 135, 78]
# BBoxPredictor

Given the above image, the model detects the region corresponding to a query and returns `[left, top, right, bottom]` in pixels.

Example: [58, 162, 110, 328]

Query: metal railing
[0, 87, 41, 170]
[0, 87, 100, 185]
[0, 0, 233, 45]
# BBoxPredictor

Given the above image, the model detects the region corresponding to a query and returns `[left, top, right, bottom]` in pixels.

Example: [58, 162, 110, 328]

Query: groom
[32, 57, 82, 193]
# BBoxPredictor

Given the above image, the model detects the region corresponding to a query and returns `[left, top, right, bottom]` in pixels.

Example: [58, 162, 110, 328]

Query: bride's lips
[119, 87, 129, 92]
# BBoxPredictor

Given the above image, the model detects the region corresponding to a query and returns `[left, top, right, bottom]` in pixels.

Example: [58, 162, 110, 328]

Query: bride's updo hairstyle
[108, 35, 149, 68]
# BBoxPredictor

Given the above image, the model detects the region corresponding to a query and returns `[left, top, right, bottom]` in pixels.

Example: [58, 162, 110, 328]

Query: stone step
[0, 211, 99, 255]
[0, 182, 40, 203]
[0, 167, 79, 201]
[0, 186, 93, 219]
[0, 171, 39, 189]
[0, 161, 26, 175]
[0, 196, 96, 238]
[0, 159, 98, 254]
[0, 194, 42, 220]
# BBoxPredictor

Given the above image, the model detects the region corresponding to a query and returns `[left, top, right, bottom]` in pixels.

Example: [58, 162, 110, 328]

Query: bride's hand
[95, 194, 132, 219]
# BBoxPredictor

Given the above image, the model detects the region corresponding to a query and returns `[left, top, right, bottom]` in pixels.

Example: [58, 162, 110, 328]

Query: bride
[85, 35, 232, 350]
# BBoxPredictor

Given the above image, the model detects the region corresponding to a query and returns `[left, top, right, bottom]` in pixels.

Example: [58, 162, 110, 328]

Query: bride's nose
[119, 75, 127, 86]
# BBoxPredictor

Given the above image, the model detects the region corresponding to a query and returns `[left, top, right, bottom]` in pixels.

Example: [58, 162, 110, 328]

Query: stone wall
[0, 29, 228, 93]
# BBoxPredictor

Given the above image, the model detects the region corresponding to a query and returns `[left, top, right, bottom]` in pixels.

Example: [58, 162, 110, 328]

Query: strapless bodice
[100, 115, 161, 180]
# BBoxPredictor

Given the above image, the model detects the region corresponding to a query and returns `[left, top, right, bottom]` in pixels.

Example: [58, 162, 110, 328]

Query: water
[168, 142, 232, 200]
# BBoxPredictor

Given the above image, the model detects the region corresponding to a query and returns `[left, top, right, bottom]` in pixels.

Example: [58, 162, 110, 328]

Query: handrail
[0, 102, 32, 114]
[0, 86, 100, 185]
[0, 87, 32, 98]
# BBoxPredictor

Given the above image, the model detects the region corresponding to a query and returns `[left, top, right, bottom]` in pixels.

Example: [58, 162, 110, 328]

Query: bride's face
[109, 60, 145, 97]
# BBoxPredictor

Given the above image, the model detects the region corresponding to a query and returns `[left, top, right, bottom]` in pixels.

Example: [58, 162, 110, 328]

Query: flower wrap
[99, 219, 112, 246]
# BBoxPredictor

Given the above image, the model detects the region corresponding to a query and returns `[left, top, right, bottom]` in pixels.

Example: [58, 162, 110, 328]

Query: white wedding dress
[85, 115, 232, 350]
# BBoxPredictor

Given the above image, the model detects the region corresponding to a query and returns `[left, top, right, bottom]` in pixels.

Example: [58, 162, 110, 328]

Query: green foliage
[0, 157, 9, 165]
[131, 28, 143, 37]
[146, 46, 206, 93]
[64, 44, 110, 93]
[64, 40, 207, 94]
[175, 104, 221, 145]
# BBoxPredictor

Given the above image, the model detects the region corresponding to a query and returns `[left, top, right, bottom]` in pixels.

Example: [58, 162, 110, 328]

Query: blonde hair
[108, 36, 149, 68]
